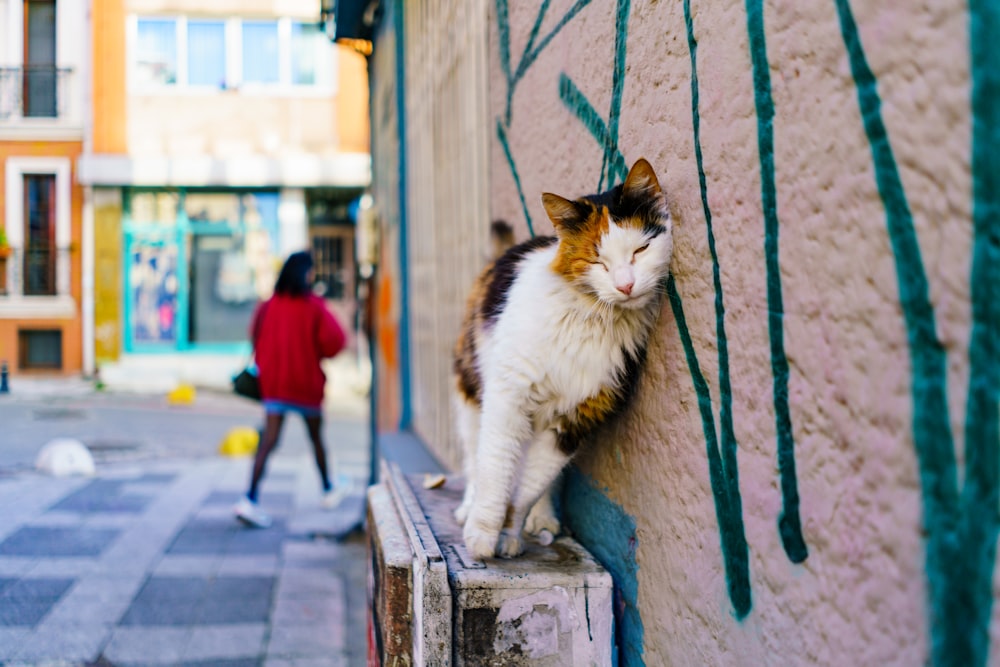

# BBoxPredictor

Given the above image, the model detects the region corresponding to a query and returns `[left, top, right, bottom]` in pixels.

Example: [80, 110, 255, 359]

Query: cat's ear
[542, 193, 591, 233]
[622, 158, 663, 199]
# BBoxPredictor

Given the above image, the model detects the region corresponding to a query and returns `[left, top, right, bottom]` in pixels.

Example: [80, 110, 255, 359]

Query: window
[242, 21, 280, 84]
[187, 20, 226, 87]
[24, 0, 58, 117]
[18, 329, 62, 370]
[291, 22, 322, 85]
[130, 16, 333, 91]
[23, 174, 56, 296]
[2, 157, 74, 317]
[136, 18, 177, 85]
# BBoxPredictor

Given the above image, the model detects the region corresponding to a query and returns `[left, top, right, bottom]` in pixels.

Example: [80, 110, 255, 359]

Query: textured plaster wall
[487, 0, 996, 665]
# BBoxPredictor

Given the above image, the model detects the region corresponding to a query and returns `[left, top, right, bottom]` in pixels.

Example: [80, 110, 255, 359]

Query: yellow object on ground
[167, 384, 197, 405]
[219, 427, 259, 457]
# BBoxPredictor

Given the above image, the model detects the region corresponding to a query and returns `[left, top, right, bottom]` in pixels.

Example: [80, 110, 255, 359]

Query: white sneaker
[234, 496, 272, 528]
[321, 486, 350, 510]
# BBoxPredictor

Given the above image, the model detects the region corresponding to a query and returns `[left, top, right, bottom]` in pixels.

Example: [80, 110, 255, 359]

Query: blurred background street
[0, 379, 371, 666]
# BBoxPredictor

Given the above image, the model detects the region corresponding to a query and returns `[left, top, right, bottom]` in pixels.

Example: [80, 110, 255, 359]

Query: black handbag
[232, 367, 261, 401]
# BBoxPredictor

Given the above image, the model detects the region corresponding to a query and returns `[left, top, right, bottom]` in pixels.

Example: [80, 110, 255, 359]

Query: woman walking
[234, 251, 347, 528]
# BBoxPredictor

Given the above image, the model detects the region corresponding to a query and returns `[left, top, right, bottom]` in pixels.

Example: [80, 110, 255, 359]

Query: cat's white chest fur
[478, 246, 649, 429]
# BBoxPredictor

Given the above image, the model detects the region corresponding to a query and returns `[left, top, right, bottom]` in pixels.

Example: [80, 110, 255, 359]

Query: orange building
[0, 0, 88, 375]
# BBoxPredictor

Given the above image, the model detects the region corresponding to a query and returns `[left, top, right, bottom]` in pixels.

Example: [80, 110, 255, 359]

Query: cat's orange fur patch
[551, 204, 610, 282]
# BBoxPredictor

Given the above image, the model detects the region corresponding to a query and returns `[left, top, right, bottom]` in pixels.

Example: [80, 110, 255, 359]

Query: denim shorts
[263, 400, 323, 418]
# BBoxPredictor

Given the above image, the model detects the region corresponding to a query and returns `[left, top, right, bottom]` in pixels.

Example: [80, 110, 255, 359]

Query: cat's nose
[617, 281, 634, 296]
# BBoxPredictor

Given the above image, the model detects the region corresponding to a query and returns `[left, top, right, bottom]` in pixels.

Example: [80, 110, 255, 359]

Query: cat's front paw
[524, 502, 561, 541]
[463, 524, 499, 560]
[496, 530, 525, 559]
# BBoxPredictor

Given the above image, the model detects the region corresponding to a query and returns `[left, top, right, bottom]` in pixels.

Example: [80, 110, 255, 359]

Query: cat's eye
[634, 244, 650, 256]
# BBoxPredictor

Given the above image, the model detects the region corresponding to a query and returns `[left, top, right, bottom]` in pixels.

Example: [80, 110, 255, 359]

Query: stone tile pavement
[0, 384, 371, 667]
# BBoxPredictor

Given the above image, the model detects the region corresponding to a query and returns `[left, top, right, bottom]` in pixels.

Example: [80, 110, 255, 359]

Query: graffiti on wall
[494, 0, 999, 664]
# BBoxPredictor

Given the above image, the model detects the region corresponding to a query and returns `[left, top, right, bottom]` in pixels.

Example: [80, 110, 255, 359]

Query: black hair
[273, 251, 314, 297]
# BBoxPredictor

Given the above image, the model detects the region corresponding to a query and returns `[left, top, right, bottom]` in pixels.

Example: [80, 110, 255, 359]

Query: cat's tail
[489, 220, 515, 260]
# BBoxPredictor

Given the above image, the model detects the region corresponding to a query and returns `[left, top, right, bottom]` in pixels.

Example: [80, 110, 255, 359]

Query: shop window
[18, 329, 62, 370]
[23, 174, 56, 296]
[129, 191, 179, 225]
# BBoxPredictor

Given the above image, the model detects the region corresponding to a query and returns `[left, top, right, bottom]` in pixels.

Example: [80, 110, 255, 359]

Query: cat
[452, 158, 674, 559]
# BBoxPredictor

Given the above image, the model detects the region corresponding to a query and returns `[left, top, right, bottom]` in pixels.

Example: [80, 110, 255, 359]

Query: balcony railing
[0, 66, 73, 120]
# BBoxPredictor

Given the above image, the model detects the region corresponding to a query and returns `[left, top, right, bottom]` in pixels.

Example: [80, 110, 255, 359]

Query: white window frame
[1, 157, 75, 318]
[127, 15, 336, 96]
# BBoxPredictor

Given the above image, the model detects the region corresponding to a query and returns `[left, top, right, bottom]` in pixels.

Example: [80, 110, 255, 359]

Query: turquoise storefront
[123, 188, 280, 354]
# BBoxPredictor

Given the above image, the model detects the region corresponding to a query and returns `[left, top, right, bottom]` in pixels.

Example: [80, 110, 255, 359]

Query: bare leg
[304, 414, 332, 492]
[247, 412, 285, 502]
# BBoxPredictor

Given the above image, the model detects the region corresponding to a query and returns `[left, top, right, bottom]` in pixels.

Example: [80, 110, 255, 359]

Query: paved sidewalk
[0, 384, 371, 666]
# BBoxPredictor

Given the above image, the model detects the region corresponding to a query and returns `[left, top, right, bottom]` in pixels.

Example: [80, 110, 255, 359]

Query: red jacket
[251, 294, 346, 408]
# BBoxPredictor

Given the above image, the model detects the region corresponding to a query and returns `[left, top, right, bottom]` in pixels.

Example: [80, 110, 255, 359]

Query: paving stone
[13, 621, 111, 662]
[182, 623, 267, 662]
[0, 600, 55, 626]
[270, 594, 344, 627]
[0, 627, 30, 660]
[228, 524, 288, 556]
[266, 625, 345, 658]
[154, 555, 221, 577]
[27, 556, 98, 578]
[203, 491, 294, 511]
[103, 626, 190, 664]
[178, 658, 261, 667]
[49, 480, 151, 514]
[216, 554, 279, 577]
[0, 558, 35, 578]
[275, 570, 343, 599]
[265, 658, 349, 667]
[2, 577, 75, 602]
[0, 526, 120, 557]
[198, 577, 275, 625]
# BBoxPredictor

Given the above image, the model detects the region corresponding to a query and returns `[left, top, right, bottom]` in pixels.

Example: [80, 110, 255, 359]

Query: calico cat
[452, 158, 674, 559]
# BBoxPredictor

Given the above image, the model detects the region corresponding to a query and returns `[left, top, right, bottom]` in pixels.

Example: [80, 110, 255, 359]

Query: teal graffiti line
[511, 0, 592, 98]
[834, 0, 1000, 664]
[496, 0, 593, 233]
[558, 74, 628, 184]
[682, 0, 759, 617]
[667, 275, 752, 619]
[963, 1, 1000, 665]
[496, 120, 535, 237]
[563, 469, 645, 666]
[600, 0, 631, 191]
[744, 0, 808, 564]
[496, 0, 512, 109]
[518, 0, 551, 88]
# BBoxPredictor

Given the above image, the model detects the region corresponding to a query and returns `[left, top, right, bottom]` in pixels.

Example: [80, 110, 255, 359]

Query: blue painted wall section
[563, 468, 645, 667]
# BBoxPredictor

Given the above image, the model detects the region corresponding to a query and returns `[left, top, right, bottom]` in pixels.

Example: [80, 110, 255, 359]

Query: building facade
[361, 0, 999, 664]
[0, 0, 88, 375]
[80, 0, 370, 390]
